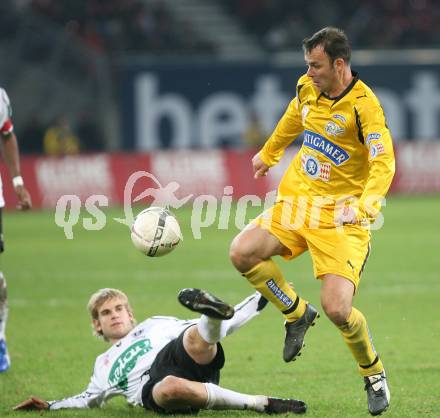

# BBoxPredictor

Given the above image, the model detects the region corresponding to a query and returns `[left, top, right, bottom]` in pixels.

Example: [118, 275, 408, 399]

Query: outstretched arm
[13, 371, 105, 411]
[0, 131, 31, 210]
[13, 389, 105, 411]
[257, 97, 304, 170]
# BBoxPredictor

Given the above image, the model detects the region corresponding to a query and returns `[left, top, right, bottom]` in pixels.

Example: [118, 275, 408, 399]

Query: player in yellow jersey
[230, 27, 394, 416]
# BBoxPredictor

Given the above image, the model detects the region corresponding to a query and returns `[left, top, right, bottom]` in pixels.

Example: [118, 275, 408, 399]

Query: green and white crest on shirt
[108, 339, 152, 391]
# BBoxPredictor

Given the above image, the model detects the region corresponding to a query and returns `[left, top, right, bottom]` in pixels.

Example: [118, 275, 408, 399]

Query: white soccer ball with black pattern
[131, 207, 182, 257]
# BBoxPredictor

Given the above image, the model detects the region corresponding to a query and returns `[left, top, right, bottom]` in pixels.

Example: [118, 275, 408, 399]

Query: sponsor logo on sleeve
[303, 130, 350, 165]
[366, 133, 382, 146]
[369, 142, 385, 159]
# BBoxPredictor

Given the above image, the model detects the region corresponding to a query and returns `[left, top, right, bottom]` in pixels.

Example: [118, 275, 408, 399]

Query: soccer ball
[131, 207, 182, 257]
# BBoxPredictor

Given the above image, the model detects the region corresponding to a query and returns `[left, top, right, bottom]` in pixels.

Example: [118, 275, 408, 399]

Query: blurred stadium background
[0, 1, 439, 417]
[0, 0, 439, 206]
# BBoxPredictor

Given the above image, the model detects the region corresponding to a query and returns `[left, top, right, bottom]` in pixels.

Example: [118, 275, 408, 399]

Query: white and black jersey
[49, 316, 197, 410]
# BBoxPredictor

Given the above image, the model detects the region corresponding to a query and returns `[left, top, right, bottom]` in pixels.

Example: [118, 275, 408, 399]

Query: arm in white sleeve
[49, 367, 105, 410]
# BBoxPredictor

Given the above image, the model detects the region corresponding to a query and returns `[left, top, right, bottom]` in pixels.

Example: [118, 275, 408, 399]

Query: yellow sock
[243, 260, 306, 322]
[337, 307, 384, 376]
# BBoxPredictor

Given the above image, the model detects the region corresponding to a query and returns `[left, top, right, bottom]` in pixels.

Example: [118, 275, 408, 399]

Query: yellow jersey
[259, 72, 395, 221]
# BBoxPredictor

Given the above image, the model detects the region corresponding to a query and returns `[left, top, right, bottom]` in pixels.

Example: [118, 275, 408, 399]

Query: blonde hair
[87, 288, 136, 339]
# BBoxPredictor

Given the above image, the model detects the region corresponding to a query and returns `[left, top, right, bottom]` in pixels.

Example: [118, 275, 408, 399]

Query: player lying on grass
[14, 288, 306, 414]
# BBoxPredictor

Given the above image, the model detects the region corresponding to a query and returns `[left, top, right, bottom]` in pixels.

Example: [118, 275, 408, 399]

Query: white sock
[0, 273, 7, 340]
[204, 382, 266, 411]
[197, 292, 264, 344]
[197, 316, 222, 344]
[224, 292, 264, 337]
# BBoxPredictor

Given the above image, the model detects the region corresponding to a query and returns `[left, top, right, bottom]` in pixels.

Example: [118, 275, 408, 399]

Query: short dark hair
[302, 27, 351, 63]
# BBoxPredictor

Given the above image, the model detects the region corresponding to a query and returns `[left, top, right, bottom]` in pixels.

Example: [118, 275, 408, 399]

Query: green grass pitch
[0, 196, 439, 417]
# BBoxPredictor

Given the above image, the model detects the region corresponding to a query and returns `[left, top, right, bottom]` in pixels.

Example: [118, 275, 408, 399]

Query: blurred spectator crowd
[224, 0, 440, 51]
[4, 0, 437, 58]
[18, 113, 104, 156]
[0, 0, 215, 155]
[2, 0, 214, 55]
[0, 0, 439, 155]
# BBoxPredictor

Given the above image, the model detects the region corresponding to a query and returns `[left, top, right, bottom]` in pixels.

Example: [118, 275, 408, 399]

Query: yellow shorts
[253, 200, 371, 290]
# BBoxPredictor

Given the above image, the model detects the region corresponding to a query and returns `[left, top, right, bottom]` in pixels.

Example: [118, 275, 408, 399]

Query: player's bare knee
[229, 236, 256, 272]
[184, 327, 217, 365]
[327, 310, 349, 326]
[184, 326, 212, 352]
[322, 302, 350, 325]
[155, 376, 187, 404]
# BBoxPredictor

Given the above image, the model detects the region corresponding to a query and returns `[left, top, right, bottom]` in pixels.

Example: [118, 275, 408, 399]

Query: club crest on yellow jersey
[325, 121, 345, 137]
